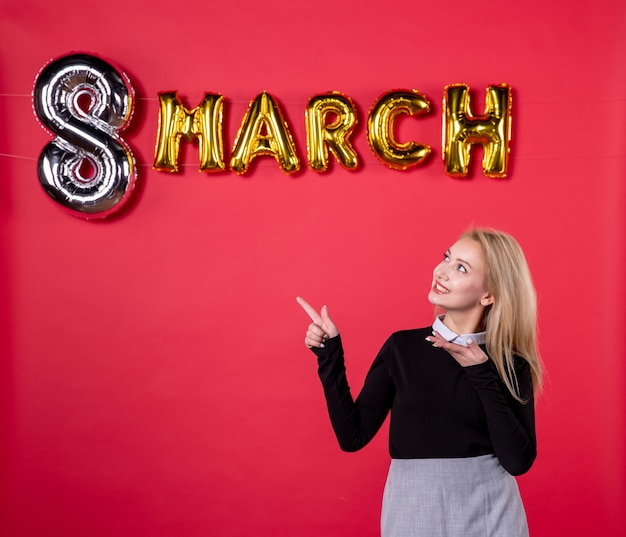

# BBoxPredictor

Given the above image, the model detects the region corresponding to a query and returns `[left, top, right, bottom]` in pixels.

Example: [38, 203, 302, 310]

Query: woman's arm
[297, 297, 393, 451]
[463, 358, 536, 475]
[313, 335, 394, 452]
[426, 332, 536, 475]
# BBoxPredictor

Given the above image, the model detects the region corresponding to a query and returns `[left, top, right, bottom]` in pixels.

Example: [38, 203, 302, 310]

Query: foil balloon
[442, 84, 512, 178]
[367, 90, 432, 170]
[153, 92, 225, 173]
[305, 92, 358, 172]
[33, 53, 137, 218]
[230, 92, 300, 175]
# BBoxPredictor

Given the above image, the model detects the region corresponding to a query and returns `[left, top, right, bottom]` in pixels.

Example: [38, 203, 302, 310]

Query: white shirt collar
[432, 314, 486, 347]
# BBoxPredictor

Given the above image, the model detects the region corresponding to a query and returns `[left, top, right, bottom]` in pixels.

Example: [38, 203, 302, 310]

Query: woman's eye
[457, 264, 467, 273]
[443, 253, 450, 261]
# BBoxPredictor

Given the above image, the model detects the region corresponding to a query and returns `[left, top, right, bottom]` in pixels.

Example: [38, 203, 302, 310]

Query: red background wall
[1, 1, 624, 536]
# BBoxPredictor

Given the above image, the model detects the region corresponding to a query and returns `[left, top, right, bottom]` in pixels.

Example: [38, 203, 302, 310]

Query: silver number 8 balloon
[33, 53, 137, 218]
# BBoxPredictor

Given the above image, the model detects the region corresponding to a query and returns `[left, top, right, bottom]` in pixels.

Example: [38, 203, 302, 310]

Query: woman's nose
[434, 263, 448, 279]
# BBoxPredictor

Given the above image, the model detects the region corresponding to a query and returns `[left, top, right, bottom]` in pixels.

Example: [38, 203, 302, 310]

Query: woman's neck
[440, 310, 484, 335]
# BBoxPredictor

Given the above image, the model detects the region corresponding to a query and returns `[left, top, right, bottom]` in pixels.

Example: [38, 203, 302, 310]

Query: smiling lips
[433, 281, 451, 294]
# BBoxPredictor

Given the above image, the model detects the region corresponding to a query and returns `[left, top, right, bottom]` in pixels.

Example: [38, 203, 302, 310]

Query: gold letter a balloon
[230, 92, 300, 175]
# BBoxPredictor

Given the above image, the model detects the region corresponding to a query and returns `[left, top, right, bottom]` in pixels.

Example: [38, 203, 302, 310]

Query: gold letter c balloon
[367, 90, 432, 170]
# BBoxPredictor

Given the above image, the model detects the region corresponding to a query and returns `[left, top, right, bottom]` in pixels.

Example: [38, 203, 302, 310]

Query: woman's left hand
[426, 331, 489, 367]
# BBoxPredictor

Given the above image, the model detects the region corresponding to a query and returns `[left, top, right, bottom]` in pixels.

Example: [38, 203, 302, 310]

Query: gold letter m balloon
[443, 84, 512, 178]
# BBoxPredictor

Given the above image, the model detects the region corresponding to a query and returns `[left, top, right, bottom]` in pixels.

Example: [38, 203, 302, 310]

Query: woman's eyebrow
[448, 249, 473, 268]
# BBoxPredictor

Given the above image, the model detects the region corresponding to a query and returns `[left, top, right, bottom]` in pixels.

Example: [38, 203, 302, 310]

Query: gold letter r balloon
[305, 92, 359, 172]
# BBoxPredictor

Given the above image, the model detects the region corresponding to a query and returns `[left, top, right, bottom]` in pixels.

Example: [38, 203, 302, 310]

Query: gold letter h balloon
[442, 84, 512, 178]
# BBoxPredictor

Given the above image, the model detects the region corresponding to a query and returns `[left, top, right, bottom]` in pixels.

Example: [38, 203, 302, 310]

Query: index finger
[296, 296, 322, 324]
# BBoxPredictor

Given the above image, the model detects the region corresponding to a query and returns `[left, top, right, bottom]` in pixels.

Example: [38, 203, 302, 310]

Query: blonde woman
[297, 228, 542, 537]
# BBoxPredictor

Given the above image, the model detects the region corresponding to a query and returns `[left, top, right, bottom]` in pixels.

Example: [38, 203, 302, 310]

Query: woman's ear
[480, 293, 494, 306]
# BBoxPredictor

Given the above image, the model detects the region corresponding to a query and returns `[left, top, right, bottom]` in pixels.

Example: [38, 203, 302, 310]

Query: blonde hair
[461, 228, 543, 402]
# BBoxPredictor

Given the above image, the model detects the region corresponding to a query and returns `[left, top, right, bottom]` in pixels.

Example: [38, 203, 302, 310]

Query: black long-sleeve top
[312, 327, 536, 476]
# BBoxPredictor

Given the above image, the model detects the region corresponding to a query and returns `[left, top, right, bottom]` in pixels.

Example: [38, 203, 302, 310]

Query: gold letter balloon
[230, 92, 300, 175]
[305, 92, 359, 172]
[153, 92, 225, 173]
[443, 84, 512, 178]
[367, 90, 432, 170]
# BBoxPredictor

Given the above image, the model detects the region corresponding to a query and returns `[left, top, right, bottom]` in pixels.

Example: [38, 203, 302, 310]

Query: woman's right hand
[296, 296, 339, 348]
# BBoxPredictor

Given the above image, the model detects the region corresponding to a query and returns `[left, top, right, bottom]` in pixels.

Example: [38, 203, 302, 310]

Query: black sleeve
[312, 335, 395, 452]
[463, 357, 537, 476]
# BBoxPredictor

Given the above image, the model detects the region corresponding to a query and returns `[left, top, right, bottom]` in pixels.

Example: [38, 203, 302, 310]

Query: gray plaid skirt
[381, 455, 528, 537]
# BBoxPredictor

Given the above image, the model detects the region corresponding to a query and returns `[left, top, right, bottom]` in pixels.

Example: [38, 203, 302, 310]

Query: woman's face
[427, 237, 494, 314]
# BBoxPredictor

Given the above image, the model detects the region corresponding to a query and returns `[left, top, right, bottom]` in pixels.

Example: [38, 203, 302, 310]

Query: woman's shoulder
[385, 326, 433, 346]
[392, 326, 433, 337]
